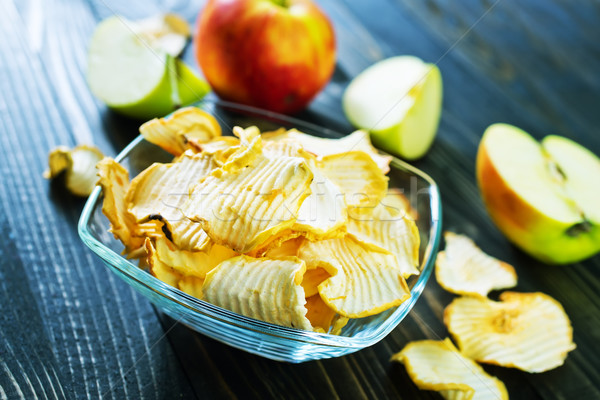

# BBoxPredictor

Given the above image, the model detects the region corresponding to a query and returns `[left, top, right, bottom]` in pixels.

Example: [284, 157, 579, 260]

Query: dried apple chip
[202, 256, 313, 330]
[444, 292, 576, 372]
[151, 235, 236, 279]
[319, 151, 388, 210]
[305, 294, 336, 333]
[391, 338, 508, 400]
[126, 151, 218, 251]
[348, 202, 420, 278]
[97, 158, 146, 256]
[294, 159, 347, 240]
[262, 128, 392, 173]
[145, 238, 204, 298]
[139, 106, 221, 156]
[436, 233, 517, 297]
[298, 235, 410, 318]
[183, 153, 313, 253]
[45, 145, 105, 196]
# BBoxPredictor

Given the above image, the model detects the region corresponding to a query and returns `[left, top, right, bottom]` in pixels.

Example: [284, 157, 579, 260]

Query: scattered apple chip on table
[45, 144, 104, 197]
[96, 107, 422, 333]
[444, 292, 576, 373]
[391, 338, 508, 400]
[435, 232, 517, 297]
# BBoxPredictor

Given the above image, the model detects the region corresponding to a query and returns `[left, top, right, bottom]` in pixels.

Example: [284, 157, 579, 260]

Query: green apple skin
[87, 16, 210, 120]
[477, 124, 600, 264]
[369, 65, 442, 160]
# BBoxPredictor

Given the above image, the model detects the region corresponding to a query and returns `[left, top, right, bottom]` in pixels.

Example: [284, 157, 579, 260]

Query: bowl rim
[78, 99, 442, 348]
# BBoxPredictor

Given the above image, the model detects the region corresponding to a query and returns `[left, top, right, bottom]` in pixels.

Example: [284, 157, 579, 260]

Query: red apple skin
[195, 0, 336, 114]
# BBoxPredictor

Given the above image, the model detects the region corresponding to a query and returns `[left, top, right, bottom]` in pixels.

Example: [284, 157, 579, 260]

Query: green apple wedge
[343, 56, 442, 160]
[476, 123, 600, 264]
[87, 16, 210, 120]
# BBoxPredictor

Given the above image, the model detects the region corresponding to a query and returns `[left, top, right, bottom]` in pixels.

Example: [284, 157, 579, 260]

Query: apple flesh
[87, 16, 210, 120]
[476, 123, 600, 264]
[195, 0, 336, 114]
[342, 56, 442, 160]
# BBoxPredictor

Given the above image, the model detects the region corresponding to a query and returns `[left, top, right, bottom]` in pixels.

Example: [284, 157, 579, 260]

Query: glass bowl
[78, 100, 442, 363]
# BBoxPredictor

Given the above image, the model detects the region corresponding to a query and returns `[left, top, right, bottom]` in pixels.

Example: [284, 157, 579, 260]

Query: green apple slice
[87, 16, 209, 120]
[342, 56, 442, 160]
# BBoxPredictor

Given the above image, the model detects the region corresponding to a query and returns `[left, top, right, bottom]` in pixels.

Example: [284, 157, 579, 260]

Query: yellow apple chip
[97, 158, 146, 256]
[263, 237, 305, 259]
[444, 292, 576, 372]
[294, 159, 347, 239]
[262, 128, 392, 173]
[305, 294, 336, 333]
[151, 236, 236, 279]
[139, 106, 221, 156]
[298, 235, 410, 318]
[45, 145, 105, 196]
[145, 238, 205, 298]
[183, 154, 313, 253]
[126, 151, 218, 251]
[348, 203, 420, 278]
[391, 338, 508, 400]
[202, 256, 312, 330]
[319, 151, 388, 210]
[436, 232, 517, 297]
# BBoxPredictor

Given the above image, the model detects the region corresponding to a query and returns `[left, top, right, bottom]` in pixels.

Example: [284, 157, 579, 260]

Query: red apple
[195, 0, 336, 114]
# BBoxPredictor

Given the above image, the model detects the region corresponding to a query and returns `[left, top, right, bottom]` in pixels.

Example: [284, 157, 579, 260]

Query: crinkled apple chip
[202, 255, 313, 330]
[348, 202, 420, 278]
[221, 126, 262, 172]
[436, 232, 517, 297]
[183, 153, 313, 253]
[149, 235, 236, 279]
[45, 145, 104, 196]
[298, 235, 410, 318]
[391, 338, 508, 400]
[294, 158, 347, 240]
[132, 13, 191, 57]
[319, 151, 388, 211]
[444, 292, 576, 373]
[139, 106, 222, 156]
[126, 151, 218, 251]
[305, 294, 337, 333]
[97, 158, 148, 257]
[263, 128, 392, 174]
[145, 238, 204, 298]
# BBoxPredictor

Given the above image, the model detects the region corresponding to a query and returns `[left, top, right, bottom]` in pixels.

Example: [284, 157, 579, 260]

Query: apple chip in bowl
[79, 100, 441, 362]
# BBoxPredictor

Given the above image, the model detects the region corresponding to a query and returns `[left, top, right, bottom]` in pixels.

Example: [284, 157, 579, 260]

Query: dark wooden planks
[0, 0, 599, 398]
[0, 0, 196, 398]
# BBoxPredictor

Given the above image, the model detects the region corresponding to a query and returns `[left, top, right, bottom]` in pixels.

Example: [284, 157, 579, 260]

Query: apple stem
[566, 220, 592, 237]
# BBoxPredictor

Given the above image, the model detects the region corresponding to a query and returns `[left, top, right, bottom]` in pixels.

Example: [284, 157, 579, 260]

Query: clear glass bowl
[78, 100, 442, 363]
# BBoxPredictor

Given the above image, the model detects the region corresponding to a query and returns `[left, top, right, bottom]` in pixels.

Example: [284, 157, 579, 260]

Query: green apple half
[477, 123, 600, 264]
[87, 16, 210, 120]
[342, 56, 442, 160]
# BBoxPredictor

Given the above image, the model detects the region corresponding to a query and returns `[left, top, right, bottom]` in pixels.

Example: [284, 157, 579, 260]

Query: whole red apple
[195, 0, 336, 114]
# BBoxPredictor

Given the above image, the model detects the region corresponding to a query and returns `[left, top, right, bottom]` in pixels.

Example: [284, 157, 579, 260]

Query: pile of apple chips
[97, 107, 421, 334]
[392, 232, 576, 399]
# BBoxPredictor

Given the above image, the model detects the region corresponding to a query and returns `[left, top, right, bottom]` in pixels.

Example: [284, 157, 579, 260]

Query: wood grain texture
[0, 0, 599, 398]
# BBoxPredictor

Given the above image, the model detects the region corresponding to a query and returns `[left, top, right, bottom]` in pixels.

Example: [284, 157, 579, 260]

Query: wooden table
[1, 0, 599, 398]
